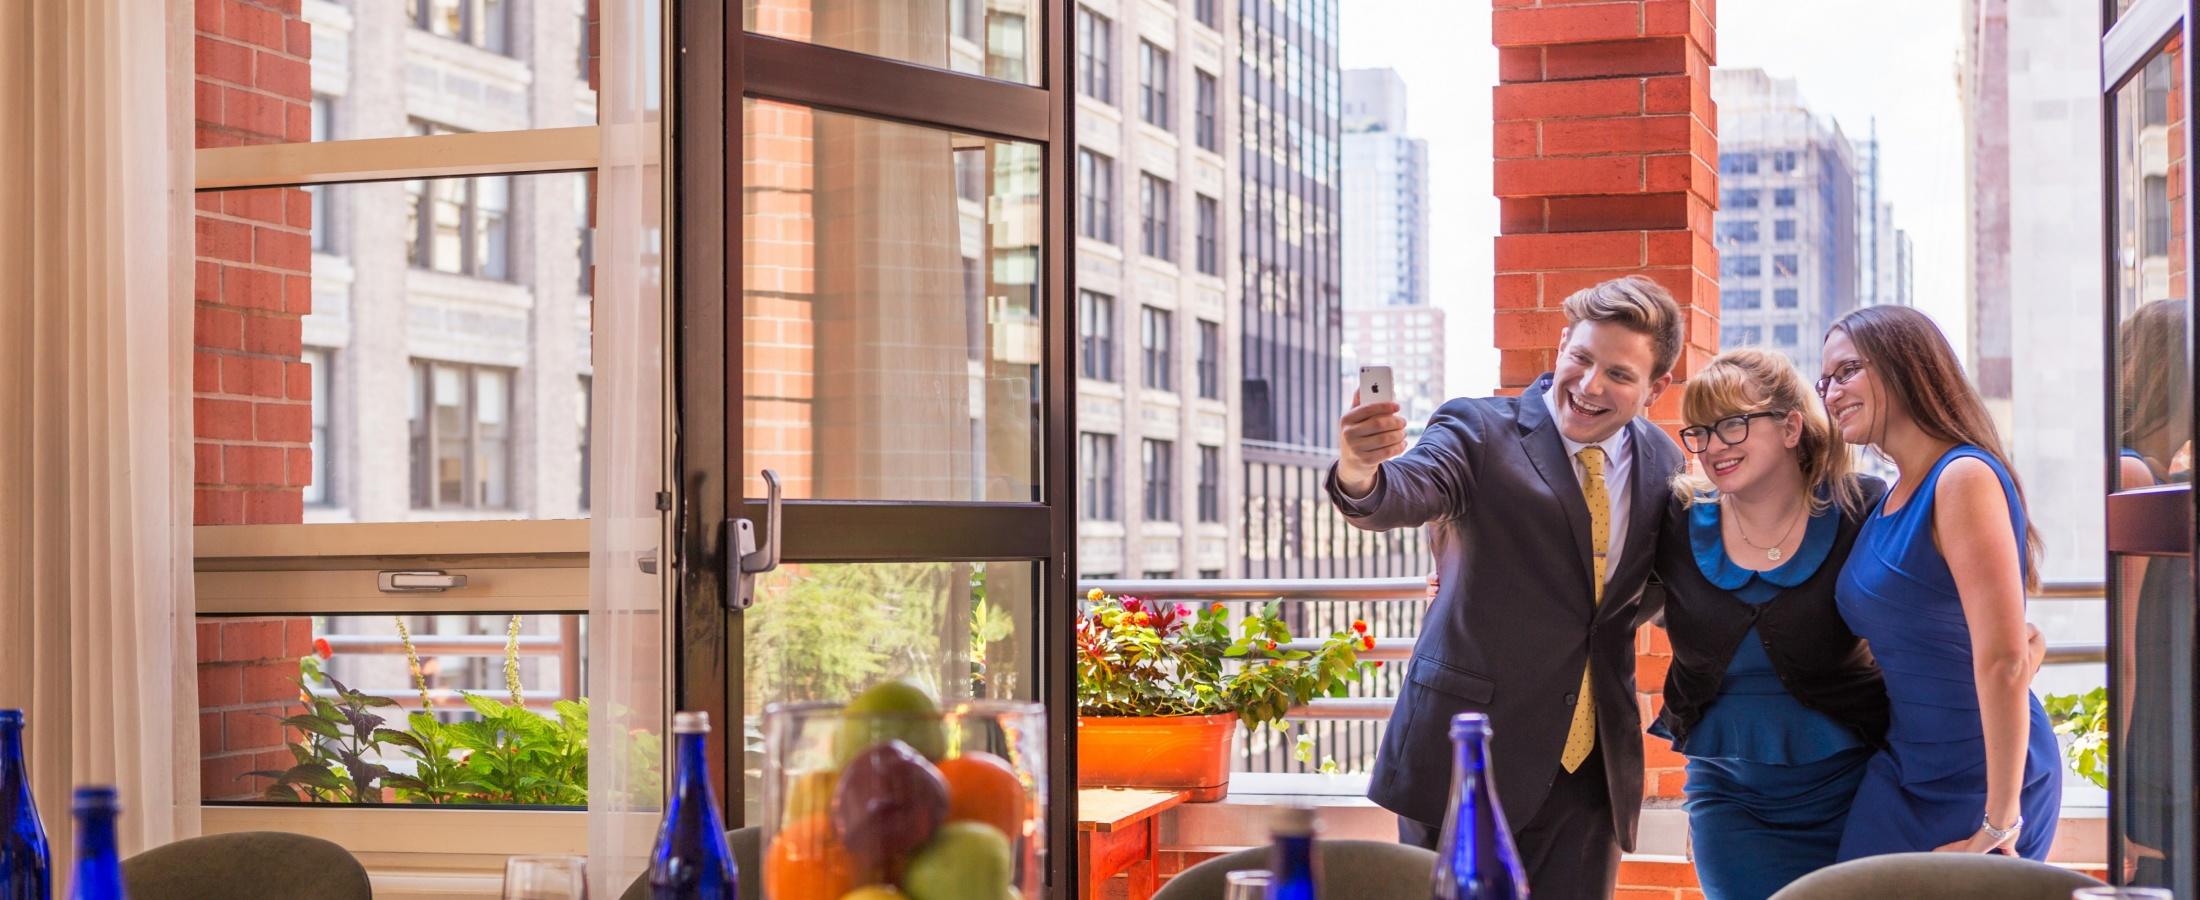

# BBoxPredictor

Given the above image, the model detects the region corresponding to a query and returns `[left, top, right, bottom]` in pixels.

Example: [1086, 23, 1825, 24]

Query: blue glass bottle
[648, 712, 737, 899]
[1267, 803, 1320, 900]
[0, 710, 50, 900]
[66, 788, 122, 900]
[1431, 714, 1526, 900]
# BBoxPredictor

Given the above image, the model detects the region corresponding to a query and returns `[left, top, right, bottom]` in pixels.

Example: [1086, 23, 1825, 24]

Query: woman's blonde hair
[1671, 348, 1867, 516]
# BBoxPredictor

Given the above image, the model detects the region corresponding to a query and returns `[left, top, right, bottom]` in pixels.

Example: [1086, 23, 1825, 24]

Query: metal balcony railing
[1079, 578, 2110, 730]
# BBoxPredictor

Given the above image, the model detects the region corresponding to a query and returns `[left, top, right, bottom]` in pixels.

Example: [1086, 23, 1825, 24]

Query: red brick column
[1489, 0, 1719, 818]
[193, 0, 314, 800]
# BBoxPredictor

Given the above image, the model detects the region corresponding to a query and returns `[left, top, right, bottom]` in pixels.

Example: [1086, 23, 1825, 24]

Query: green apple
[841, 887, 908, 900]
[835, 680, 947, 764]
[900, 822, 1012, 900]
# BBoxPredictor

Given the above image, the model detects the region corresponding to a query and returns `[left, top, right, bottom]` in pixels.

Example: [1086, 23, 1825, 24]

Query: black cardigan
[1651, 477, 1892, 751]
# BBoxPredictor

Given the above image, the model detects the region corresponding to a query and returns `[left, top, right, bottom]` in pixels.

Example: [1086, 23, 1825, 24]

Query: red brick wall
[193, 0, 314, 800]
[1488, 0, 1719, 815]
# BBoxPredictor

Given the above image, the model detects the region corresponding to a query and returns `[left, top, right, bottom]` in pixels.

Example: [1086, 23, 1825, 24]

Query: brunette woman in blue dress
[1820, 306, 2061, 860]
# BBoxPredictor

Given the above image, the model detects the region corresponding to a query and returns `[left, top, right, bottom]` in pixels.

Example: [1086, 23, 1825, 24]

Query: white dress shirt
[1544, 386, 1633, 571]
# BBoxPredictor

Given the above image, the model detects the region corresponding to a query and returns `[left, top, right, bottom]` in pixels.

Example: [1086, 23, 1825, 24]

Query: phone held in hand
[1358, 365, 1395, 407]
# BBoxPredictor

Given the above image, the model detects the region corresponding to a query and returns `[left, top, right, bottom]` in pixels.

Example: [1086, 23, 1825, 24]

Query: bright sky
[1340, 0, 1969, 397]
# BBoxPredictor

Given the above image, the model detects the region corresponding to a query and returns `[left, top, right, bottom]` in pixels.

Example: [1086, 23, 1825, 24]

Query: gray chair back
[121, 831, 371, 900]
[1152, 840, 1438, 900]
[1768, 852, 2106, 900]
[618, 825, 762, 900]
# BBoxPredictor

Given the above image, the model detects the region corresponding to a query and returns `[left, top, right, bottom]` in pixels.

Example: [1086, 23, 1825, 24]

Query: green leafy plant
[1075, 590, 1379, 733]
[2044, 687, 2108, 790]
[248, 654, 406, 803]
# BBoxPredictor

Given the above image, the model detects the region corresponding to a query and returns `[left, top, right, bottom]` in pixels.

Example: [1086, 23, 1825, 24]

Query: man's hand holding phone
[1338, 366, 1406, 497]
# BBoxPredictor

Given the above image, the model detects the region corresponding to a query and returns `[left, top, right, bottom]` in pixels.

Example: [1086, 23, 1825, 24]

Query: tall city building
[1073, 0, 1242, 580]
[1710, 69, 1862, 377]
[1961, 0, 2106, 585]
[1339, 68, 1443, 425]
[1238, 0, 1422, 579]
[1856, 129, 1916, 308]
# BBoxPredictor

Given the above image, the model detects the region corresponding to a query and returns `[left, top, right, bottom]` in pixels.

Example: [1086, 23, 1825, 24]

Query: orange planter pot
[1076, 713, 1238, 802]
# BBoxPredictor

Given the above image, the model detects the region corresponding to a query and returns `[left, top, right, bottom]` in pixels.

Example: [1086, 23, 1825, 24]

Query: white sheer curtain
[0, 0, 200, 878]
[586, 0, 668, 894]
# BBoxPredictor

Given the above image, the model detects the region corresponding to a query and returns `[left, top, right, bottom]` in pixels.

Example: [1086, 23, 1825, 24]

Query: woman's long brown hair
[1828, 305, 2044, 590]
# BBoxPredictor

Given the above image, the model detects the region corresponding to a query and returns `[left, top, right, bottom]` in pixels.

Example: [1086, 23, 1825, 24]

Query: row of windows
[1722, 288, 1801, 310]
[1077, 149, 1223, 274]
[1076, 7, 1224, 152]
[304, 352, 589, 514]
[1714, 219, 1800, 244]
[1077, 291, 1223, 398]
[1721, 323, 1801, 349]
[1077, 433, 1223, 523]
[1721, 187, 1799, 209]
[1720, 253, 1801, 279]
[1718, 150, 1801, 176]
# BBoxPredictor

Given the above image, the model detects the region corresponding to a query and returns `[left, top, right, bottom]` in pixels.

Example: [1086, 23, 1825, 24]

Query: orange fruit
[766, 814, 861, 900]
[937, 751, 1027, 839]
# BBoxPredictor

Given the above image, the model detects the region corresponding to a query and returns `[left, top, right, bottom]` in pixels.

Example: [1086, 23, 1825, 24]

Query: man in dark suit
[1329, 275, 1688, 898]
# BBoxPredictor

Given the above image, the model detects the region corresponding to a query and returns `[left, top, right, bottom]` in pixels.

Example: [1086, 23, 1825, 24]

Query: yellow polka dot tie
[1561, 446, 1609, 774]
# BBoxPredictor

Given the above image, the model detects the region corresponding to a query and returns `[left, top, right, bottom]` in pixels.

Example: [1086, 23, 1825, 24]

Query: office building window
[415, 0, 510, 55]
[1080, 290, 1117, 382]
[1722, 255, 1762, 278]
[1142, 439, 1175, 522]
[304, 348, 334, 507]
[1078, 149, 1115, 242]
[1772, 150, 1798, 173]
[1195, 193, 1220, 274]
[1717, 220, 1760, 243]
[576, 178, 594, 294]
[1196, 319, 1221, 399]
[1773, 187, 1796, 207]
[1721, 188, 1760, 209]
[1195, 70, 1219, 152]
[409, 361, 514, 510]
[1140, 173, 1175, 261]
[578, 375, 591, 512]
[1772, 254, 1799, 277]
[1194, 0, 1218, 28]
[1141, 305, 1174, 390]
[1197, 569, 1223, 579]
[1142, 570, 1179, 580]
[1719, 153, 1759, 175]
[1197, 445, 1221, 522]
[1773, 219, 1796, 242]
[405, 122, 511, 280]
[1139, 40, 1171, 129]
[1774, 324, 1799, 347]
[1722, 325, 1763, 346]
[1076, 7, 1113, 104]
[1775, 288, 1799, 308]
[1727, 289, 1761, 310]
[309, 98, 335, 253]
[2146, 174, 2171, 256]
[1080, 433, 1119, 521]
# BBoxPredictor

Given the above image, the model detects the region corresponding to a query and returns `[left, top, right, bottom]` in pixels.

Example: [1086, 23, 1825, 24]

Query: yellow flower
[1087, 587, 1104, 602]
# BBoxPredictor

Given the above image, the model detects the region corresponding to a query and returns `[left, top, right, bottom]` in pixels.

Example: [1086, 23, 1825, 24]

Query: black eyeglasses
[1679, 411, 1784, 454]
[1815, 359, 1869, 397]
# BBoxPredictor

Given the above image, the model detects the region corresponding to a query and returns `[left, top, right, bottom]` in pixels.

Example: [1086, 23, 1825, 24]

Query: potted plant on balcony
[1075, 589, 1379, 801]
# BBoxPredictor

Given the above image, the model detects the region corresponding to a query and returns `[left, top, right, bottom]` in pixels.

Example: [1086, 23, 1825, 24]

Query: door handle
[728, 469, 783, 610]
[378, 570, 468, 593]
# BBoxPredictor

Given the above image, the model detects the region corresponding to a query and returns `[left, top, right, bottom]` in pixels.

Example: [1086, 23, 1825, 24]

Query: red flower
[1121, 597, 1143, 614]
[1351, 619, 1368, 634]
[312, 637, 332, 660]
[1210, 602, 1226, 613]
[1373, 660, 1386, 668]
[1361, 635, 1376, 651]
[1264, 640, 1278, 651]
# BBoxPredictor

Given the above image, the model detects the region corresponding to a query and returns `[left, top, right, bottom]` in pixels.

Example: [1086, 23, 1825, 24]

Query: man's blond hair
[1559, 275, 1685, 378]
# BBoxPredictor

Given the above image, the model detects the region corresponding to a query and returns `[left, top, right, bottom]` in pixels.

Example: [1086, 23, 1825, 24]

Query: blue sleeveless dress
[1833, 446, 2061, 860]
[1651, 503, 1874, 900]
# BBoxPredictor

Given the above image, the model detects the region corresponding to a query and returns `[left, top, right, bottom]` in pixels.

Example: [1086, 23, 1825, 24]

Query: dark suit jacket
[1327, 375, 1685, 851]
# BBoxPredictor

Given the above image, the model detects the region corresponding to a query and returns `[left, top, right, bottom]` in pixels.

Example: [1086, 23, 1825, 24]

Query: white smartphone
[1358, 365, 1395, 406]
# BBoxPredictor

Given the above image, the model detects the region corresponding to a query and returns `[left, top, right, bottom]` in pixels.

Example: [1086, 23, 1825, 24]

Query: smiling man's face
[1550, 320, 1670, 445]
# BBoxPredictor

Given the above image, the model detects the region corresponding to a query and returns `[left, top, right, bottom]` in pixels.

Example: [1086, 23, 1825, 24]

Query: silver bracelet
[1981, 813, 2024, 844]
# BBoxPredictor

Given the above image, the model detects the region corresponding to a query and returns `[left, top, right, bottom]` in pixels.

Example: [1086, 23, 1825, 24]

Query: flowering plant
[1075, 590, 1380, 730]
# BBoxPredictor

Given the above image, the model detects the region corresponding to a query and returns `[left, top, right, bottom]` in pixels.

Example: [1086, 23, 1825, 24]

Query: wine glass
[1223, 869, 1274, 900]
[502, 855, 587, 900]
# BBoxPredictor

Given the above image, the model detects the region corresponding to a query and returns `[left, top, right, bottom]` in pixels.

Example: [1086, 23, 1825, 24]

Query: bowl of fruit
[762, 682, 1046, 900]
